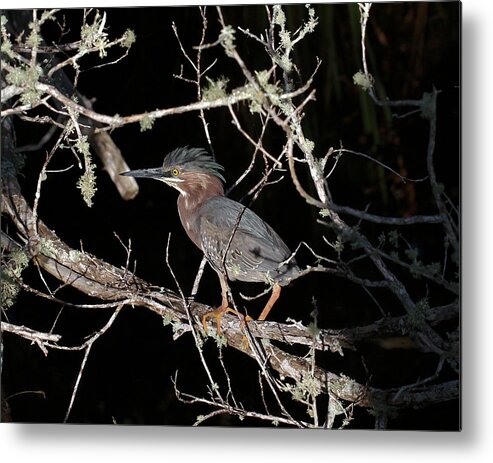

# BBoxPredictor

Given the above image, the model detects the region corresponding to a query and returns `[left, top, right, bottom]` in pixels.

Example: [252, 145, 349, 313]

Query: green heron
[122, 147, 299, 333]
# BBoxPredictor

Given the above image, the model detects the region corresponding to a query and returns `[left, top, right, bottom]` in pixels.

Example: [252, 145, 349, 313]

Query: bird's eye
[171, 168, 179, 177]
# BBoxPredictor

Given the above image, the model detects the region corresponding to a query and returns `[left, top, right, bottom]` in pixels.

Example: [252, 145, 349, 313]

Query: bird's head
[121, 146, 225, 196]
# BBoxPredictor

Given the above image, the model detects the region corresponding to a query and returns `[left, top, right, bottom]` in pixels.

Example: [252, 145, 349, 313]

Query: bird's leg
[201, 274, 248, 335]
[257, 283, 282, 321]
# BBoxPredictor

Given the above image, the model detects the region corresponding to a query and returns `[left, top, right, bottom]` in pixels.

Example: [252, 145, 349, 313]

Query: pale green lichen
[226, 82, 265, 114]
[255, 70, 281, 97]
[73, 135, 97, 207]
[301, 137, 315, 155]
[271, 4, 317, 75]
[288, 372, 322, 403]
[74, 135, 90, 157]
[5, 63, 43, 106]
[1, 16, 14, 59]
[330, 373, 359, 397]
[162, 312, 175, 327]
[171, 321, 190, 339]
[279, 30, 291, 51]
[202, 76, 229, 102]
[26, 28, 42, 49]
[139, 113, 155, 132]
[68, 249, 83, 261]
[303, 4, 318, 34]
[121, 29, 136, 48]
[248, 97, 263, 115]
[111, 113, 124, 129]
[328, 397, 345, 417]
[306, 321, 320, 338]
[219, 25, 236, 57]
[39, 9, 58, 24]
[77, 157, 97, 207]
[213, 332, 228, 349]
[333, 236, 344, 256]
[40, 238, 58, 258]
[273, 5, 286, 28]
[353, 70, 374, 91]
[1, 248, 30, 309]
[80, 11, 109, 58]
[7, 249, 29, 276]
[1, 278, 21, 309]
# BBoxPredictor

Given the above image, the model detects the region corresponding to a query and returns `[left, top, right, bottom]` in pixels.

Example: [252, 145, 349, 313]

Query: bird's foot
[202, 305, 251, 336]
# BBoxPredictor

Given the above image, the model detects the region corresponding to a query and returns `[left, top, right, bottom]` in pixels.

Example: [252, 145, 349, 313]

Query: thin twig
[63, 305, 122, 422]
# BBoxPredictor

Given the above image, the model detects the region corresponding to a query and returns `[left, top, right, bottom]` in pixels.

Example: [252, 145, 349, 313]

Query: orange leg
[202, 274, 246, 335]
[257, 283, 281, 321]
[202, 279, 282, 335]
[202, 304, 246, 336]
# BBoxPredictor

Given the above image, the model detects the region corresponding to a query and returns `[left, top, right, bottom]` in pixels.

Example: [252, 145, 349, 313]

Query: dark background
[2, 2, 460, 428]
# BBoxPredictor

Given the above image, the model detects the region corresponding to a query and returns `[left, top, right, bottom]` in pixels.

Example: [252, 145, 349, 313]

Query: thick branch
[1, 322, 61, 344]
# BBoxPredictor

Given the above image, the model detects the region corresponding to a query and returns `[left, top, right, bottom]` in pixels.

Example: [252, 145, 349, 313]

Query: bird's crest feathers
[163, 147, 225, 183]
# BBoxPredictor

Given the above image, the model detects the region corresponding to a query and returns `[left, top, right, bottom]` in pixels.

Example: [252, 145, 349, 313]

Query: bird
[121, 146, 299, 334]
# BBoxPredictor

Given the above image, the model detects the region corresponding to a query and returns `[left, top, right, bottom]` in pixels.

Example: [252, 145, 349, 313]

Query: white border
[2, 0, 492, 462]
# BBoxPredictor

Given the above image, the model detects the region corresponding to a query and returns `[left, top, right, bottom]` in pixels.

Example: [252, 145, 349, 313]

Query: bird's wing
[198, 197, 294, 280]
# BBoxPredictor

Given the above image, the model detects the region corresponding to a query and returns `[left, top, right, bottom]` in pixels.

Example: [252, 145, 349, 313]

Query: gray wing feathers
[198, 197, 297, 284]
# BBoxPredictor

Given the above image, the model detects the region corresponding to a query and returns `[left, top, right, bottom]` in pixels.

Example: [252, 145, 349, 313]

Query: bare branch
[330, 204, 444, 226]
[1, 322, 62, 355]
[63, 306, 122, 422]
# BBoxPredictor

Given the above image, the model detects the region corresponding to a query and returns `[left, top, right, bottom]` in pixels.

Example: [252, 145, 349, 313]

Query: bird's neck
[177, 175, 224, 248]
[178, 174, 225, 208]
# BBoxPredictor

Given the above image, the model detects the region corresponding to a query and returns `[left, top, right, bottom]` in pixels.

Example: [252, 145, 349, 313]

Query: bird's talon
[202, 306, 254, 338]
[201, 306, 238, 336]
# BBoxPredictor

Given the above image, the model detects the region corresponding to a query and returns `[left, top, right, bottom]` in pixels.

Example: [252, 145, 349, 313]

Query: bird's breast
[177, 196, 203, 250]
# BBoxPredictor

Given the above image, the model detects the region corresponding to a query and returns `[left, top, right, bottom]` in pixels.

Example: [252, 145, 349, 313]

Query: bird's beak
[120, 167, 164, 179]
